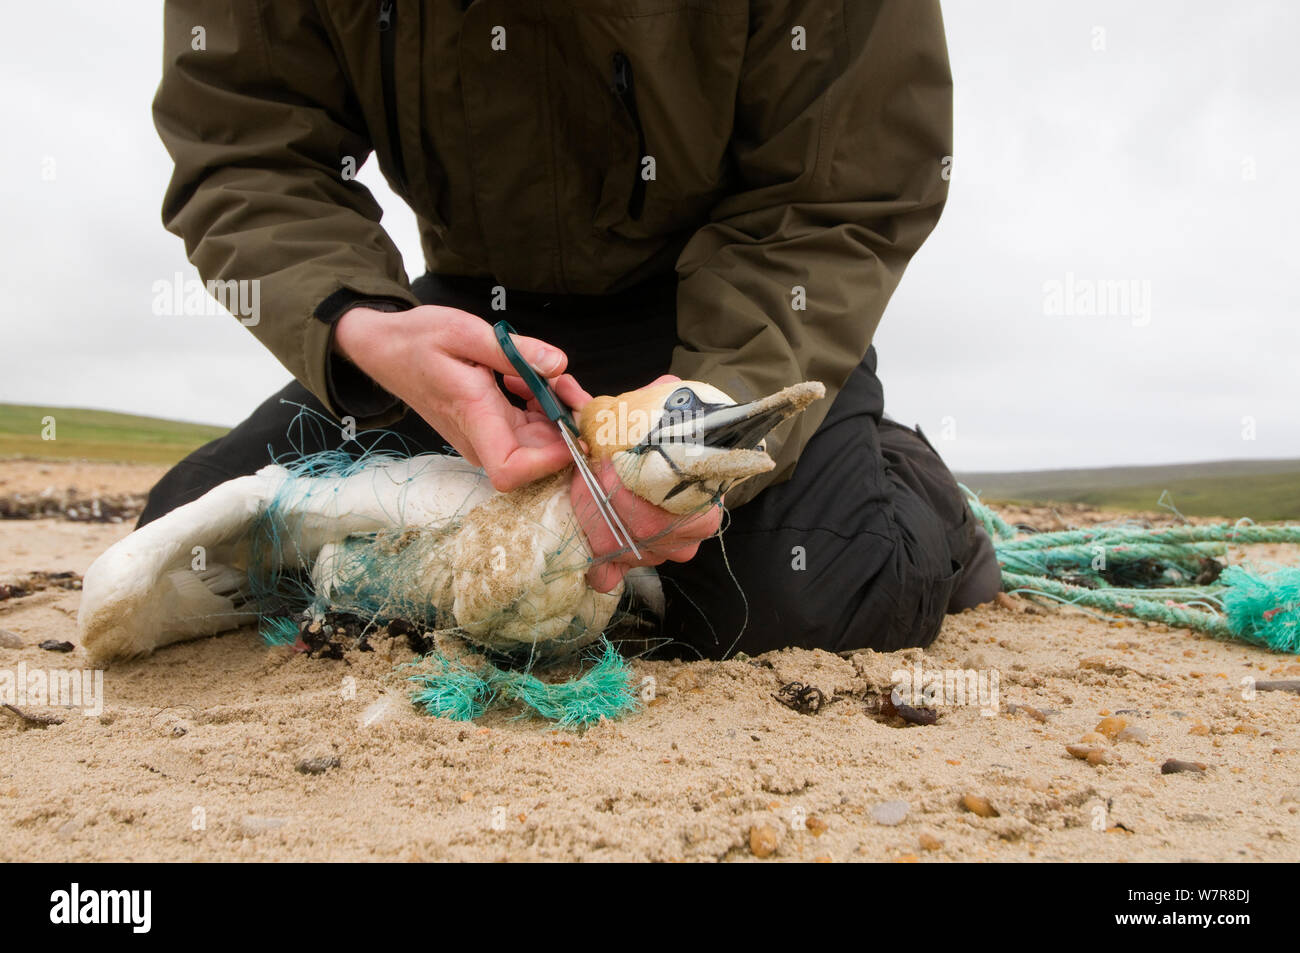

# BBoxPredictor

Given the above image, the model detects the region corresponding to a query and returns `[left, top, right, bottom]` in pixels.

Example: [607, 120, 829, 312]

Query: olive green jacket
[154, 0, 952, 506]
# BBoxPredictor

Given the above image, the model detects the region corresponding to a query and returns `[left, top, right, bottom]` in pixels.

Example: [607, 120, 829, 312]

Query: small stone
[1161, 758, 1207, 775]
[1188, 722, 1210, 736]
[0, 629, 24, 649]
[1095, 716, 1128, 740]
[295, 755, 340, 775]
[1233, 723, 1260, 736]
[1066, 744, 1110, 766]
[961, 793, 999, 818]
[1079, 656, 1124, 673]
[240, 815, 289, 836]
[38, 640, 75, 653]
[749, 824, 780, 858]
[994, 592, 1021, 612]
[1116, 724, 1150, 746]
[360, 698, 392, 727]
[918, 833, 943, 851]
[870, 800, 909, 826]
[1255, 680, 1300, 694]
[805, 815, 828, 837]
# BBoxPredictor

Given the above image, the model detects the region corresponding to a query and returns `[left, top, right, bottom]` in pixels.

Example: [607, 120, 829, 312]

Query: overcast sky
[2, 1, 1296, 472]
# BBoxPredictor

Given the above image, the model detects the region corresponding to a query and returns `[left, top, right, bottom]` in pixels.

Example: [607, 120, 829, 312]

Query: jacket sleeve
[153, 0, 419, 426]
[670, 0, 953, 507]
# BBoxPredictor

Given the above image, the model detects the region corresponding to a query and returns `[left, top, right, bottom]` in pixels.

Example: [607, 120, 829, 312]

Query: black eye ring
[666, 387, 698, 411]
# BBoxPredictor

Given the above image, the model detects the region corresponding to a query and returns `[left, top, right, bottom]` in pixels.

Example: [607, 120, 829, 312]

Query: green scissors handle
[493, 320, 579, 437]
[492, 320, 641, 559]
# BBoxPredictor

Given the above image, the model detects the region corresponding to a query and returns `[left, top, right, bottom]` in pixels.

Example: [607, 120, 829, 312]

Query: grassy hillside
[957, 458, 1300, 522]
[2, 402, 1296, 520]
[0, 404, 228, 465]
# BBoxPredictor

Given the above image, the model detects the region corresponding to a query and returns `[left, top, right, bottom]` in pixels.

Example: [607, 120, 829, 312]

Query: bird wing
[79, 455, 493, 664]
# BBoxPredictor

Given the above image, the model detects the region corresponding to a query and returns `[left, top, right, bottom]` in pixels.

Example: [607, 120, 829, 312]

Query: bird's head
[576, 379, 825, 514]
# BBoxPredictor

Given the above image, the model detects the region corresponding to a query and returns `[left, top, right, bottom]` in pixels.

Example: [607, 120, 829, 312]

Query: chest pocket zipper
[377, 0, 406, 191]
[611, 51, 646, 221]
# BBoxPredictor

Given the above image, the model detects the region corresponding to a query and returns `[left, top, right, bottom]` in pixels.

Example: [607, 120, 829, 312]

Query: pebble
[1079, 656, 1119, 672]
[0, 629, 24, 648]
[918, 833, 943, 851]
[870, 800, 909, 826]
[1014, 704, 1048, 723]
[1095, 716, 1128, 740]
[1066, 744, 1110, 766]
[240, 815, 289, 836]
[1161, 759, 1207, 775]
[806, 815, 828, 837]
[1116, 724, 1150, 745]
[961, 793, 999, 818]
[749, 824, 780, 858]
[360, 698, 393, 727]
[296, 755, 341, 775]
[1255, 680, 1300, 694]
[994, 592, 1024, 612]
[38, 640, 75, 653]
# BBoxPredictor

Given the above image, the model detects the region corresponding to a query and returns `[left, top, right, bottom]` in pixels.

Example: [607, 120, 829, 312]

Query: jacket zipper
[611, 51, 646, 221]
[377, 0, 407, 190]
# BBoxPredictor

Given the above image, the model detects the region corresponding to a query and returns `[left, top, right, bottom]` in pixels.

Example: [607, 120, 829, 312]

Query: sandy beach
[1, 458, 1297, 862]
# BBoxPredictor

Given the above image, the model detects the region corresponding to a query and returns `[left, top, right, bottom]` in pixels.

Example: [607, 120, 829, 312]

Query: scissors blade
[491, 320, 641, 560]
[560, 427, 642, 561]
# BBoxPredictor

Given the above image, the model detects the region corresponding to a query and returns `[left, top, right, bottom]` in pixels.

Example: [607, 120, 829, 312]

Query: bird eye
[666, 387, 697, 410]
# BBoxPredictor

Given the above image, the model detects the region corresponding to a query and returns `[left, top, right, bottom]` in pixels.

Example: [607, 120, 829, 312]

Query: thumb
[450, 315, 567, 377]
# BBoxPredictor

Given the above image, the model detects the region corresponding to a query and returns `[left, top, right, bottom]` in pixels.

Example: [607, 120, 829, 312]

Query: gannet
[78, 380, 824, 664]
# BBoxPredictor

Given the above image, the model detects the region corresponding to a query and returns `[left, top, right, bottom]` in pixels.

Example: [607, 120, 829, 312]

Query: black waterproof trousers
[139, 274, 1001, 659]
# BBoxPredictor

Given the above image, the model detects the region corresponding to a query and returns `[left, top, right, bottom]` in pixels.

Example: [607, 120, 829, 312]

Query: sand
[1, 460, 1297, 862]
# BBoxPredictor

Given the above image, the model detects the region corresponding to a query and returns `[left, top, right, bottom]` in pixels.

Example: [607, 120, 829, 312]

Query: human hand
[334, 305, 572, 491]
[504, 372, 724, 592]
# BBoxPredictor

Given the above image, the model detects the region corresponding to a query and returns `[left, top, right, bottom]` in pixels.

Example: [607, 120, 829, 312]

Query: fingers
[468, 397, 574, 491]
[586, 560, 628, 594]
[441, 311, 567, 378]
[501, 374, 534, 403]
[551, 374, 594, 410]
[419, 416, 482, 468]
[502, 373, 593, 413]
[570, 457, 722, 591]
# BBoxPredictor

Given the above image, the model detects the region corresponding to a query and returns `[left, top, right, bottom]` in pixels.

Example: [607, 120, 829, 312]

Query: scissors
[493, 320, 642, 560]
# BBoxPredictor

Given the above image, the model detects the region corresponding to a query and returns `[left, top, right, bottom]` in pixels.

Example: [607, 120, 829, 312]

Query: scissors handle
[493, 320, 578, 436]
[493, 320, 642, 560]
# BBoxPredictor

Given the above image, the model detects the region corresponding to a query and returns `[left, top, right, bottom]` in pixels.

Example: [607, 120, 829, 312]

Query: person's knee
[826, 486, 964, 653]
[660, 519, 959, 657]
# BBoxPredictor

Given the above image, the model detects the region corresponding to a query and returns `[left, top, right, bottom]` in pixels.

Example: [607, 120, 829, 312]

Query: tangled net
[965, 488, 1300, 653]
[238, 412, 698, 726]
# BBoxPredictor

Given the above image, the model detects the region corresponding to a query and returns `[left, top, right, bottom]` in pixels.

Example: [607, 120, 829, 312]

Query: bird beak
[695, 381, 826, 450]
